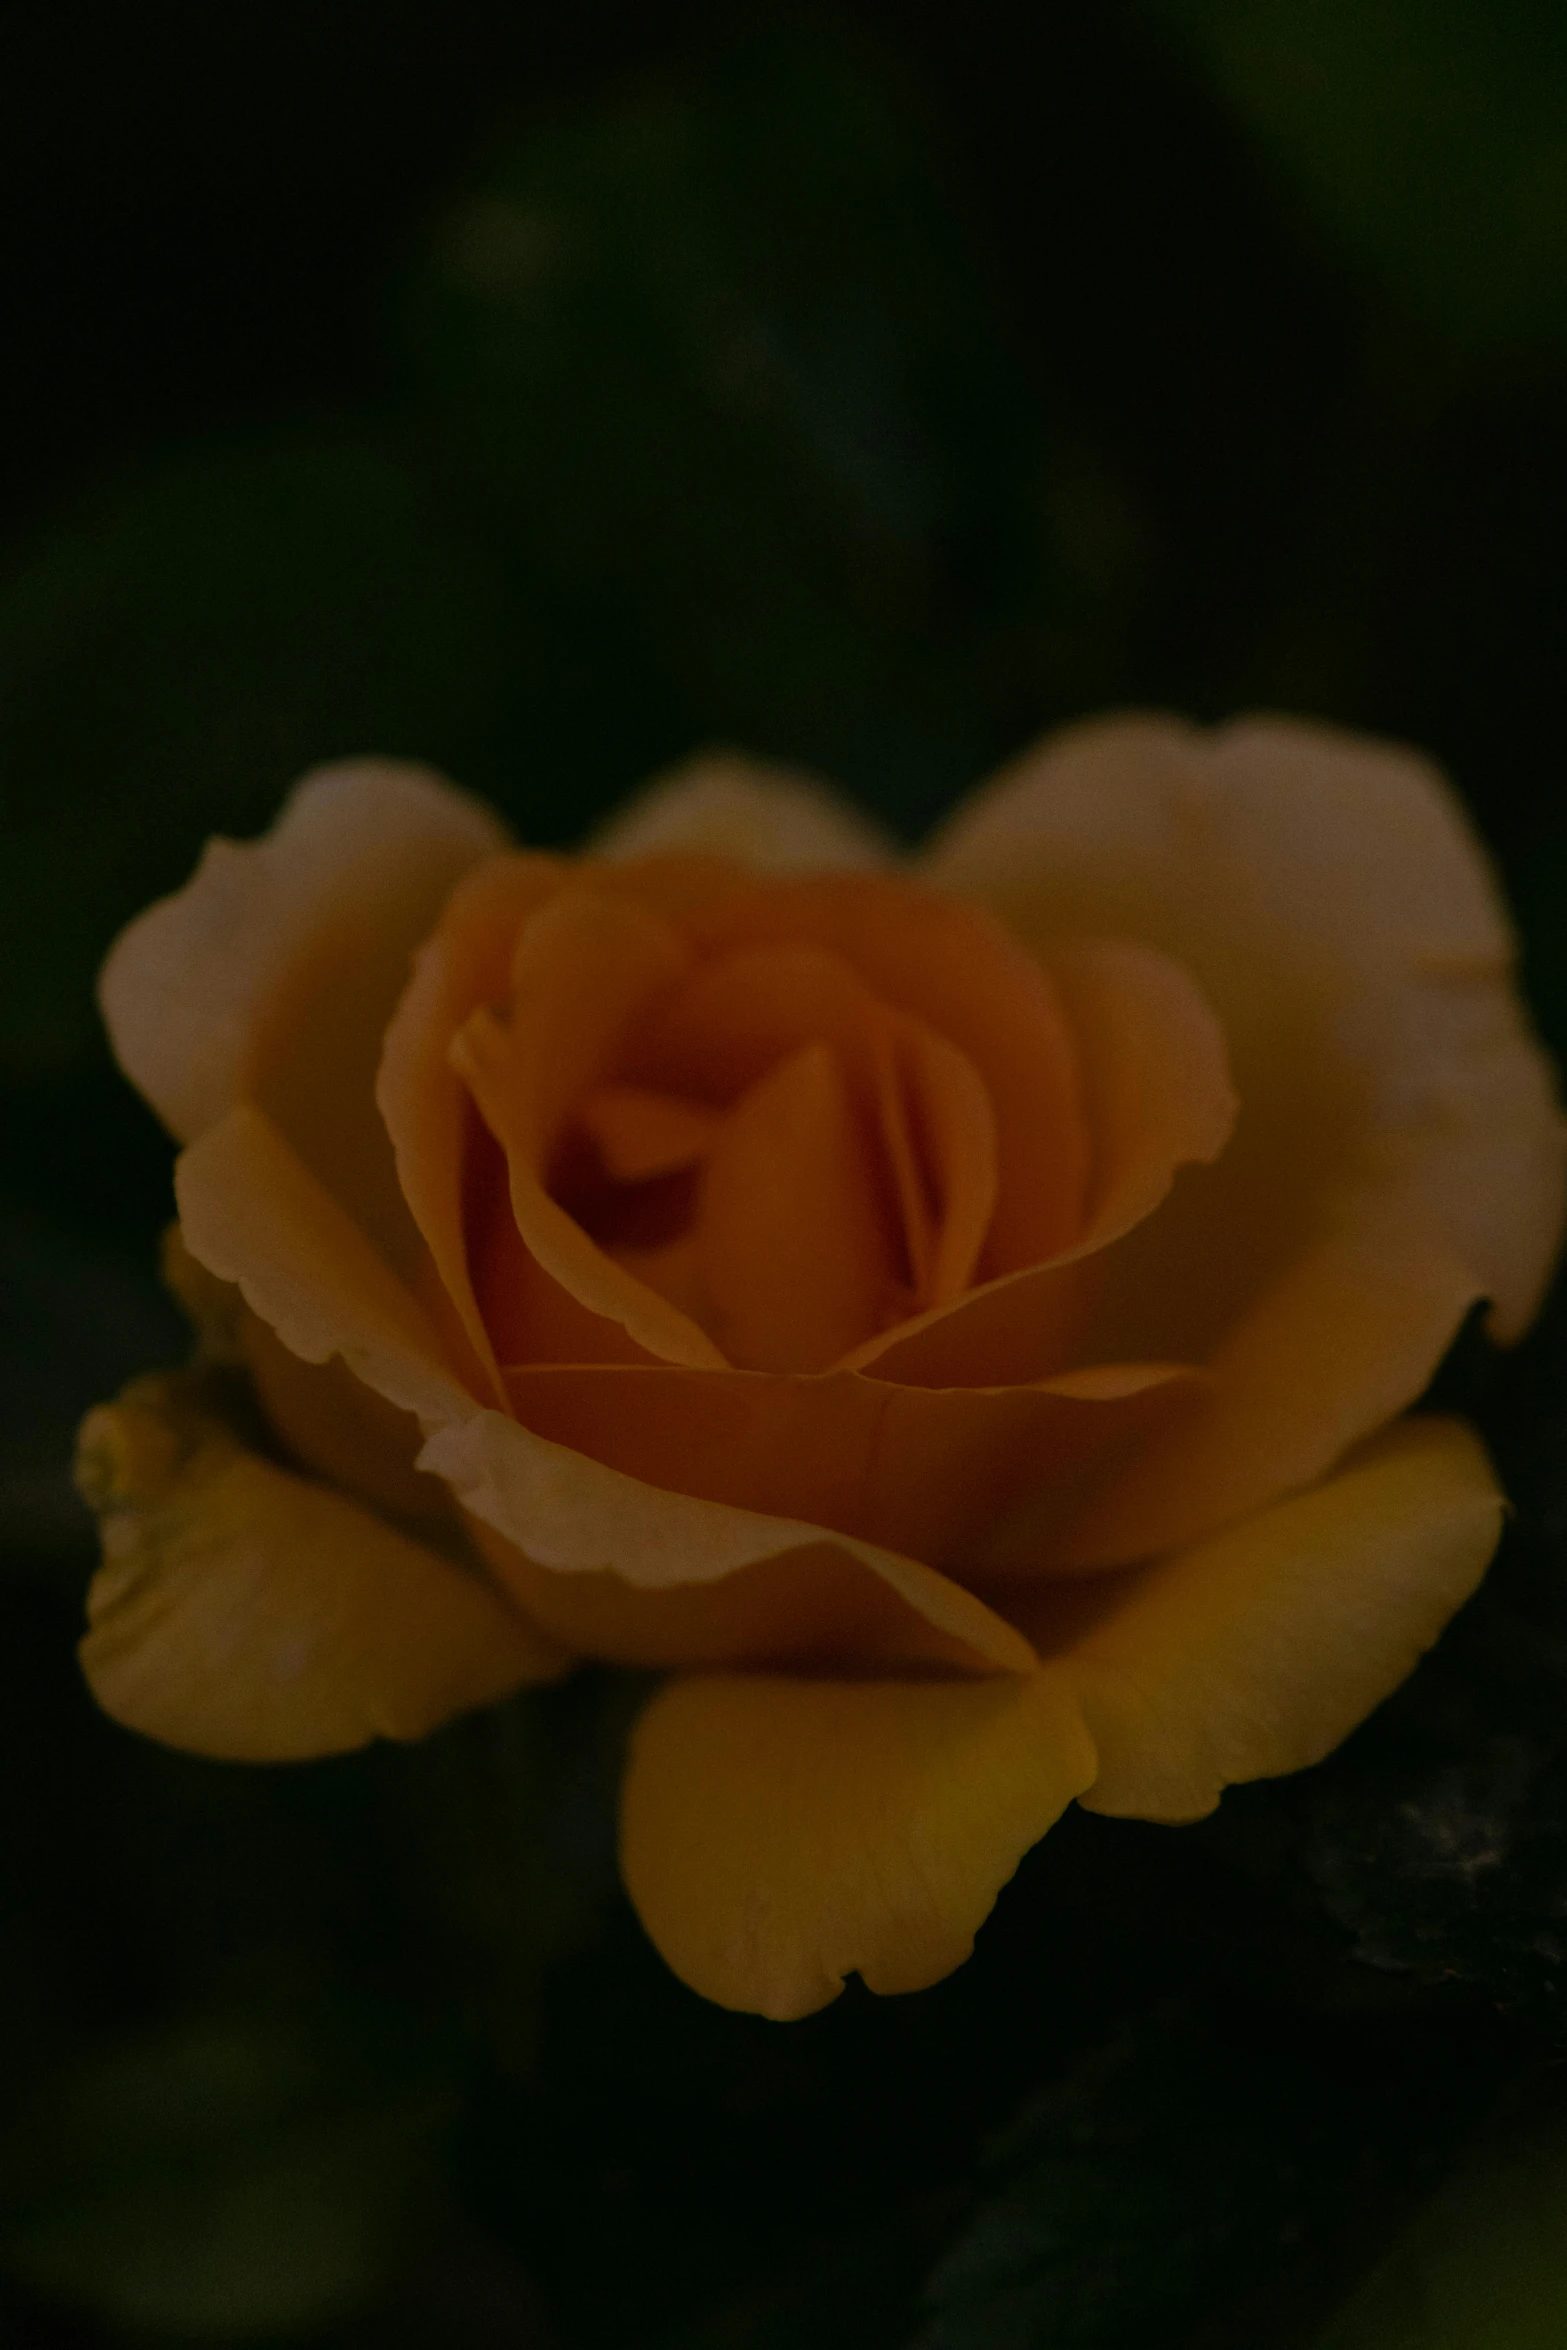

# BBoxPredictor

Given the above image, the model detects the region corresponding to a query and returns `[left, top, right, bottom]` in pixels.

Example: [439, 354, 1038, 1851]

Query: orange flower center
[446, 862, 1093, 1376]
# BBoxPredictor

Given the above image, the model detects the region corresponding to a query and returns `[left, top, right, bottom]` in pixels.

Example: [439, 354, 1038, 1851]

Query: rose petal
[101, 760, 507, 1278]
[925, 713, 1566, 1547]
[903, 1021, 1002, 1309]
[1055, 1217, 1480, 1567]
[419, 1408, 1037, 1673]
[1051, 938, 1237, 1238]
[684, 876, 1091, 1270]
[171, 1099, 1029, 1670]
[620, 1668, 1097, 2017]
[176, 1101, 474, 1428]
[239, 1310, 455, 1527]
[464, 1533, 1012, 1674]
[842, 935, 1236, 1386]
[76, 1376, 565, 1762]
[470, 1128, 666, 1368]
[625, 939, 996, 1321]
[449, 889, 725, 1369]
[377, 852, 566, 1398]
[1024, 1414, 1503, 1822]
[499, 1358, 1199, 1577]
[591, 748, 894, 874]
[698, 1041, 895, 1371]
[577, 1085, 723, 1182]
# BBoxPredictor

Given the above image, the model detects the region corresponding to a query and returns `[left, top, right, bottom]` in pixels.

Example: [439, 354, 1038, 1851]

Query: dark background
[4, 4, 1567, 2346]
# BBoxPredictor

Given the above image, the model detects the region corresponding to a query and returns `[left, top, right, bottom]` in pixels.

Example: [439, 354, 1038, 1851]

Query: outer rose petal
[171, 1096, 1035, 1675]
[466, 1534, 1014, 1674]
[100, 760, 507, 1277]
[1026, 1415, 1504, 1822]
[620, 1668, 1097, 2018]
[239, 1311, 456, 1528]
[175, 1102, 475, 1431]
[926, 713, 1566, 1555]
[498, 1360, 1197, 1577]
[76, 1377, 565, 1762]
[421, 1411, 1036, 1672]
[590, 748, 894, 874]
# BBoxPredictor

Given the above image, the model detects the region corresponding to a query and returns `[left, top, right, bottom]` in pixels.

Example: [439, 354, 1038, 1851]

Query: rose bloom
[77, 716, 1564, 2018]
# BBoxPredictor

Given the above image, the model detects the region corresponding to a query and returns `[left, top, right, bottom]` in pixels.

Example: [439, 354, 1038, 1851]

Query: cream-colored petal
[620, 1667, 1097, 2017]
[925, 713, 1564, 1550]
[100, 759, 507, 1276]
[419, 1408, 1036, 1673]
[76, 1376, 565, 1762]
[1029, 1415, 1504, 1824]
[591, 749, 894, 874]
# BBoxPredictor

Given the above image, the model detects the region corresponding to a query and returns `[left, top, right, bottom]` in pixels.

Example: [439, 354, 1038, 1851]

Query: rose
[76, 716, 1564, 2020]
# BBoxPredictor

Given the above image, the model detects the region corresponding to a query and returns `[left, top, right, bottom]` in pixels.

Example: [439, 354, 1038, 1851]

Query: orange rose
[77, 717, 1565, 2018]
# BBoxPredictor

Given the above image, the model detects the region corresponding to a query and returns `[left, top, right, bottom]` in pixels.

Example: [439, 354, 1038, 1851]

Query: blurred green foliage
[0, 1988, 457, 2339]
[3, 8, 1567, 2348]
[1311, 2114, 1567, 2350]
[1156, 0, 1567, 355]
[0, 426, 521, 1076]
[396, 30, 1134, 833]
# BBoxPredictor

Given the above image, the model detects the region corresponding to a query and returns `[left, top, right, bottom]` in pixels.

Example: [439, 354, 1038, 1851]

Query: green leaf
[1154, 0, 1567, 353]
[0, 1985, 457, 2339]
[905, 2001, 1491, 2350]
[1310, 2115, 1567, 2350]
[397, 28, 1137, 833]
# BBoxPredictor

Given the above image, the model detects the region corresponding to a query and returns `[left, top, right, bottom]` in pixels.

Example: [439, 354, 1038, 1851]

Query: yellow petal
[620, 1668, 1097, 2017]
[591, 749, 894, 874]
[1029, 1415, 1504, 1823]
[925, 712, 1565, 1549]
[100, 759, 506, 1277]
[76, 1377, 566, 1762]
